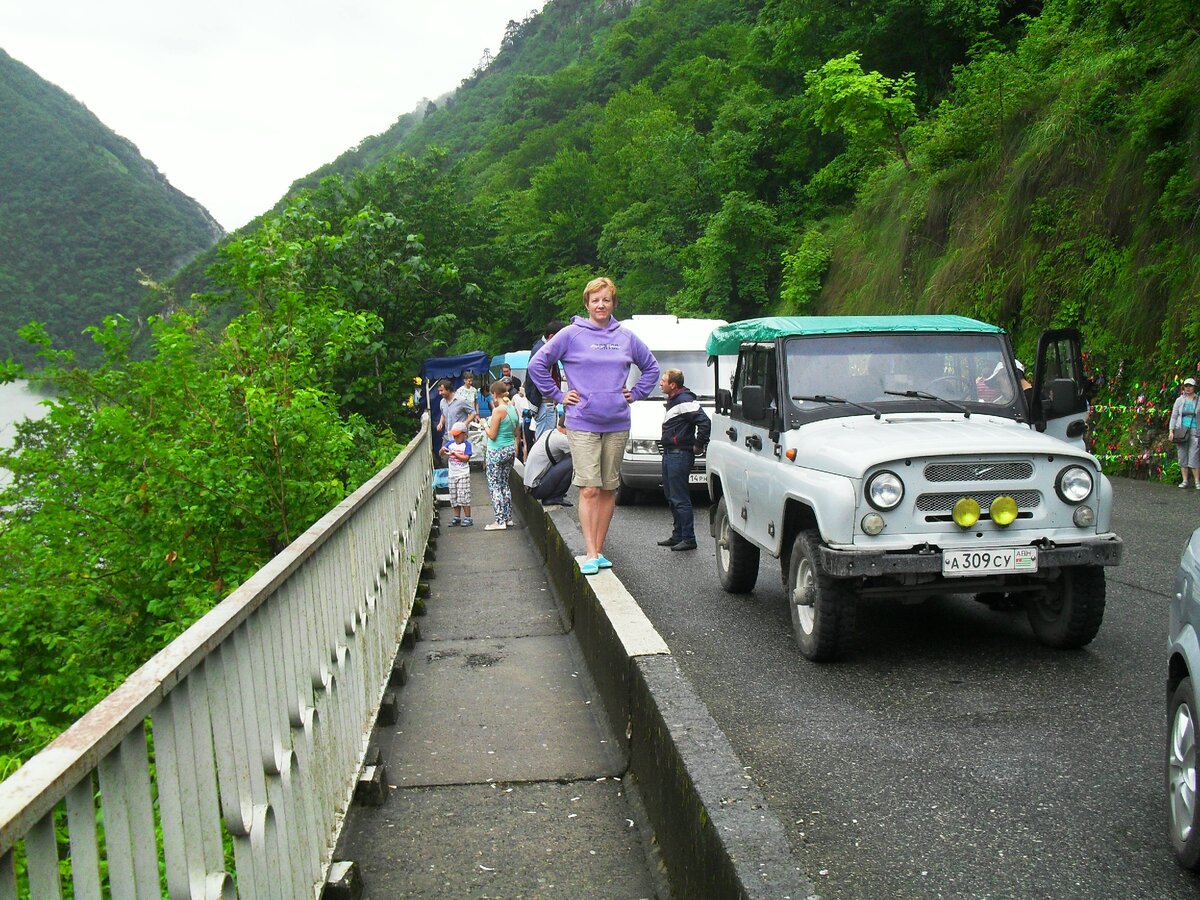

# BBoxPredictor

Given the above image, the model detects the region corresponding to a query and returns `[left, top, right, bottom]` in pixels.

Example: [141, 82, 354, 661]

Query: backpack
[525, 369, 542, 407]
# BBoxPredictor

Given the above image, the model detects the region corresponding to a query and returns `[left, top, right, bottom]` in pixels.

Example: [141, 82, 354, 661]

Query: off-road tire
[714, 497, 759, 593]
[1024, 565, 1105, 649]
[787, 530, 857, 661]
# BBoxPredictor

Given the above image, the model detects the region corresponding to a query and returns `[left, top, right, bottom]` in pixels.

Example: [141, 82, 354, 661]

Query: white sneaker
[484, 522, 508, 531]
[1181, 481, 1190, 488]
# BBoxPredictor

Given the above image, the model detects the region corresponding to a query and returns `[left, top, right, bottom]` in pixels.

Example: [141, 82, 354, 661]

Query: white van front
[617, 315, 734, 504]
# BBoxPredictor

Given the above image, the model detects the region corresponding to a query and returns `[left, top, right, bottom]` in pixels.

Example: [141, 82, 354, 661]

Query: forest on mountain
[3, 0, 1198, 767]
[248, 0, 1199, 469]
[0, 49, 223, 364]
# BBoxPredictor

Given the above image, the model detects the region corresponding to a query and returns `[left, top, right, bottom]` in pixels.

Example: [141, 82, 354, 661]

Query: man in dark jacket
[529, 319, 566, 439]
[657, 368, 711, 551]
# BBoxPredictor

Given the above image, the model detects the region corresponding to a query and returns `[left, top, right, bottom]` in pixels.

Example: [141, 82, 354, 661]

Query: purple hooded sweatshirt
[528, 315, 659, 433]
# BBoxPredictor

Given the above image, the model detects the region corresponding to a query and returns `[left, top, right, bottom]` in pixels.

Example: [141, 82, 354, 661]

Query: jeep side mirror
[741, 385, 765, 420]
[716, 388, 732, 415]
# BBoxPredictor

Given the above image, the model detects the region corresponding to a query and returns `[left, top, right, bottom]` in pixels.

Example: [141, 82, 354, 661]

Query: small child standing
[441, 422, 473, 526]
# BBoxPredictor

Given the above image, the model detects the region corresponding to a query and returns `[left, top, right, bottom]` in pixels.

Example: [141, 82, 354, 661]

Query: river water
[0, 379, 53, 486]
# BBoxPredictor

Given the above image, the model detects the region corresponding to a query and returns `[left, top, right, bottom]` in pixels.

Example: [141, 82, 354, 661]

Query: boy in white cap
[441, 421, 474, 526]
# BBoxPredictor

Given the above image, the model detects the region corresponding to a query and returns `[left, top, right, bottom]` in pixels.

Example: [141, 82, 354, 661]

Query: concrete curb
[514, 486, 814, 899]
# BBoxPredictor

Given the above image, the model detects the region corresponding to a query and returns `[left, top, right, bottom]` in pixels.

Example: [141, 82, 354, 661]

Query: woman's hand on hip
[564, 389, 580, 406]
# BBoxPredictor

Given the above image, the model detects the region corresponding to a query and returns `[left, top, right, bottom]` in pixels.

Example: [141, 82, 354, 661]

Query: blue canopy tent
[421, 351, 490, 465]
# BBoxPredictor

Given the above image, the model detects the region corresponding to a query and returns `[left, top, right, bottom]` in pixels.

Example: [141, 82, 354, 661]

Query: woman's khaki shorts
[566, 429, 628, 491]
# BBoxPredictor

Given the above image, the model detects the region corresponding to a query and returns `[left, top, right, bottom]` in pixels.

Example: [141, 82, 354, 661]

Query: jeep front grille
[916, 490, 1041, 518]
[924, 462, 1034, 482]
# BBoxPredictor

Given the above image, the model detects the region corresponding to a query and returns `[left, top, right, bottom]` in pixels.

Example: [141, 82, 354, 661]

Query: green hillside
[256, 0, 1197, 474]
[6, 0, 1198, 766]
[0, 48, 223, 364]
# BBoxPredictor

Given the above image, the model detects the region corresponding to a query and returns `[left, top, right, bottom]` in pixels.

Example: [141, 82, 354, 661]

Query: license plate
[688, 472, 707, 484]
[942, 547, 1038, 577]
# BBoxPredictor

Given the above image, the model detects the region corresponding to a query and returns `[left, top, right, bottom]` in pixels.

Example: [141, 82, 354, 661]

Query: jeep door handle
[745, 434, 763, 451]
[726, 427, 738, 441]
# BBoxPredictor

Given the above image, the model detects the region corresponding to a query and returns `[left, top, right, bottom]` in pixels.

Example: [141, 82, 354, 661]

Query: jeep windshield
[628, 351, 731, 399]
[784, 332, 1023, 420]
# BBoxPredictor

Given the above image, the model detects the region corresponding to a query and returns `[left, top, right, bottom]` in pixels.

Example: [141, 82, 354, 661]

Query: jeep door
[1033, 328, 1089, 449]
[728, 343, 781, 552]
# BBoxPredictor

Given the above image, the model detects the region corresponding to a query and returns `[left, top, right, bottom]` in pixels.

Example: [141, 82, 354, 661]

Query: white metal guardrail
[0, 420, 434, 898]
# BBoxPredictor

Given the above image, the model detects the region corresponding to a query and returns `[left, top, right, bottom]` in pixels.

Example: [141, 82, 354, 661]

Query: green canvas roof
[705, 315, 1005, 356]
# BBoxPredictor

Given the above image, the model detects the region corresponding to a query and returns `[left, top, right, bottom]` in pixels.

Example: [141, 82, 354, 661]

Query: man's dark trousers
[530, 457, 573, 504]
[662, 448, 695, 543]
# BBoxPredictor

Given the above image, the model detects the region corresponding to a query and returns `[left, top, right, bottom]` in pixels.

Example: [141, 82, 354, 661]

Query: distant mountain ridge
[0, 48, 223, 364]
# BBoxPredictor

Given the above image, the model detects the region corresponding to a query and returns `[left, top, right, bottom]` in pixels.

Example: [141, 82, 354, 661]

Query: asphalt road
[600, 478, 1200, 898]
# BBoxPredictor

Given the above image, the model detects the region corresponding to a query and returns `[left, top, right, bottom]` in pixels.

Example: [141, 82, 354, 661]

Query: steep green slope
[186, 0, 1196, 481]
[0, 49, 223, 364]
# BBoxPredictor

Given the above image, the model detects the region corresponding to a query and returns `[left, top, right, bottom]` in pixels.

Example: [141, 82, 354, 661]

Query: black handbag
[1174, 427, 1191, 444]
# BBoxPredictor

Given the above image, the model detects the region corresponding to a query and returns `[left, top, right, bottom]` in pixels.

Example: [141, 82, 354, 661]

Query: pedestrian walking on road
[527, 277, 659, 575]
[484, 380, 521, 530]
[656, 368, 710, 551]
[1171, 376, 1200, 488]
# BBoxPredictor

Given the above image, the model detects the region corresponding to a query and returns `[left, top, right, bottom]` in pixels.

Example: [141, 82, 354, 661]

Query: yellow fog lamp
[861, 512, 886, 535]
[952, 497, 981, 528]
[990, 496, 1019, 527]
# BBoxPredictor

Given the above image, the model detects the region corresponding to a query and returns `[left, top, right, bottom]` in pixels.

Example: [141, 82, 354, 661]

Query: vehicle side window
[732, 345, 777, 425]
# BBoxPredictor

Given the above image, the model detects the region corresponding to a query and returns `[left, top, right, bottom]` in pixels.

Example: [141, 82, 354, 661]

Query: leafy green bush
[0, 213, 400, 766]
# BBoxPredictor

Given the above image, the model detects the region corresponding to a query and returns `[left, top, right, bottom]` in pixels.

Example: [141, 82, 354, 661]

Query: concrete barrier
[513, 486, 814, 899]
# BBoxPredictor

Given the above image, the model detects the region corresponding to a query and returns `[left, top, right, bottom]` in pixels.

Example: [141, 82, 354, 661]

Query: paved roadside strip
[514, 484, 813, 899]
[335, 469, 663, 897]
[335, 467, 813, 898]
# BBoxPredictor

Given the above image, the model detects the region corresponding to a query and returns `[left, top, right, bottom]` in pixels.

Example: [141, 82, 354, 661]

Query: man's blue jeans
[662, 449, 695, 543]
[534, 402, 558, 439]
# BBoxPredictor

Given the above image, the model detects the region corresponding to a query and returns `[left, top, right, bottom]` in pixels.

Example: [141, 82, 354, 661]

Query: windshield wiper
[884, 389, 970, 418]
[794, 394, 881, 420]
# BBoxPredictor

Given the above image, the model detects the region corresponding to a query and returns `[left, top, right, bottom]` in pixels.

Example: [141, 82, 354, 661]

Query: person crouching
[524, 416, 573, 507]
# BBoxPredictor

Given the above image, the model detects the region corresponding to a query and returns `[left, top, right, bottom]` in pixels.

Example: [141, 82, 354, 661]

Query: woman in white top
[1170, 377, 1200, 488]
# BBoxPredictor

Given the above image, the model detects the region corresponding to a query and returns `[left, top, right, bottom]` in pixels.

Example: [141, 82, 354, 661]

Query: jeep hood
[794, 414, 1096, 477]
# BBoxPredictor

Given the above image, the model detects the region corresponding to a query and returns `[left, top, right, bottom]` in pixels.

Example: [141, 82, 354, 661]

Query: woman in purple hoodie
[528, 277, 659, 574]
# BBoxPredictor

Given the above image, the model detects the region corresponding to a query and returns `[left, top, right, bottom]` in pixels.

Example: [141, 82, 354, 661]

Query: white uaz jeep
[705, 315, 1123, 662]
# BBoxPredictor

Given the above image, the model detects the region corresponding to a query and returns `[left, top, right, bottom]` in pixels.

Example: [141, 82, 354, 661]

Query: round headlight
[1056, 465, 1093, 503]
[953, 497, 981, 528]
[990, 495, 1019, 526]
[1073, 505, 1096, 527]
[866, 471, 904, 510]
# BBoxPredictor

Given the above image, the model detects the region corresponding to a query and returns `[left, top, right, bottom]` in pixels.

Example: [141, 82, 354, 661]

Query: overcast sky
[2, 1, 544, 231]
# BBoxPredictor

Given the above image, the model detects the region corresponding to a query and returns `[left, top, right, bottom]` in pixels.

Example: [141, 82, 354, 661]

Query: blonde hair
[663, 368, 684, 389]
[583, 276, 617, 304]
[490, 379, 510, 402]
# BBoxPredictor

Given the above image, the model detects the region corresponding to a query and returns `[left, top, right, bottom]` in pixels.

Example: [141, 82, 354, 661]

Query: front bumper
[819, 535, 1124, 578]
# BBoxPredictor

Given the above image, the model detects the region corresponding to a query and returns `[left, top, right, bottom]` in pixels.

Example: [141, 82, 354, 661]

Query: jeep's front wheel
[715, 497, 759, 593]
[787, 531, 857, 662]
[1024, 565, 1105, 649]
